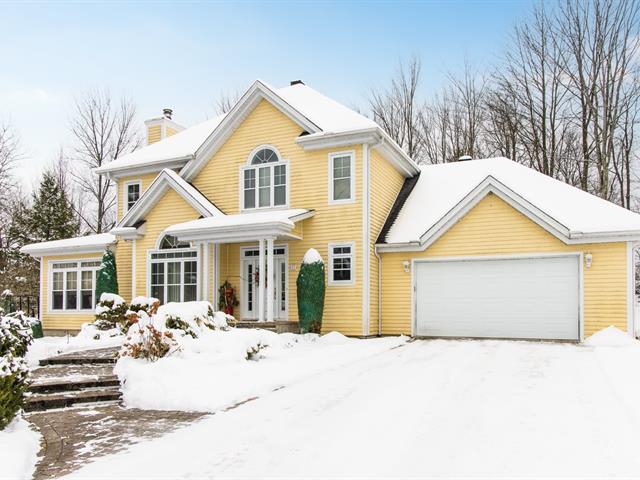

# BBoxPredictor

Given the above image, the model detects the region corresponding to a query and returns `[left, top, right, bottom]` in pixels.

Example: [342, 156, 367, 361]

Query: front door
[241, 246, 287, 320]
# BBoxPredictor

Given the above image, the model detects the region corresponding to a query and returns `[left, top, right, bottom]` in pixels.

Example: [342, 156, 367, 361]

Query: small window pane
[66, 291, 77, 310]
[259, 167, 271, 207]
[127, 183, 141, 210]
[183, 285, 197, 302]
[244, 188, 255, 209]
[183, 261, 197, 285]
[53, 272, 64, 290]
[333, 178, 351, 201]
[151, 285, 164, 304]
[274, 165, 286, 206]
[332, 156, 352, 201]
[244, 170, 256, 209]
[81, 271, 93, 290]
[53, 292, 63, 310]
[81, 290, 93, 309]
[251, 148, 278, 165]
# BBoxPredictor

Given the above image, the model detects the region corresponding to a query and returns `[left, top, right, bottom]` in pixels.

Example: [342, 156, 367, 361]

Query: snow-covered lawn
[0, 417, 40, 480]
[61, 329, 640, 479]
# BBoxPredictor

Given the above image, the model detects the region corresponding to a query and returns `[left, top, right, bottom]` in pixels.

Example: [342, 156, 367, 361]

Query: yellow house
[22, 80, 640, 341]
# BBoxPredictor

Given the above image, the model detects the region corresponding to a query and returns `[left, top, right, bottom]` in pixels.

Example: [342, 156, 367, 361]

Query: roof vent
[290, 80, 304, 86]
[163, 108, 173, 120]
[458, 155, 472, 162]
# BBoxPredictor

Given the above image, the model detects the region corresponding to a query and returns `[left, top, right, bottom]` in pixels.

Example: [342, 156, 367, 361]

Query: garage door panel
[415, 256, 580, 340]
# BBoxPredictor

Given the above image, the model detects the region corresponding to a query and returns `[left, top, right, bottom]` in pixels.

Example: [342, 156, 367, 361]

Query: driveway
[61, 338, 640, 479]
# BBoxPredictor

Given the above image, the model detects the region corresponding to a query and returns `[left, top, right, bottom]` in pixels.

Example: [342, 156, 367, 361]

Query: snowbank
[0, 416, 40, 480]
[584, 326, 639, 347]
[116, 330, 406, 412]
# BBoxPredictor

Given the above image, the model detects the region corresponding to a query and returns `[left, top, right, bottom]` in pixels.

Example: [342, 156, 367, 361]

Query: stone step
[39, 347, 119, 366]
[25, 387, 122, 412]
[234, 322, 277, 332]
[29, 375, 120, 394]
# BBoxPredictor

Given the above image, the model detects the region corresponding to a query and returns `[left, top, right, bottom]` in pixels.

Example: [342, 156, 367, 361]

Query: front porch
[165, 208, 314, 325]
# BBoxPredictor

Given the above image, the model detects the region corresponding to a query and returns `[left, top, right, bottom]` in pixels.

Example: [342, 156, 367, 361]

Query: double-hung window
[149, 235, 198, 304]
[328, 242, 355, 285]
[50, 260, 101, 311]
[329, 152, 355, 204]
[242, 146, 288, 210]
[125, 181, 142, 212]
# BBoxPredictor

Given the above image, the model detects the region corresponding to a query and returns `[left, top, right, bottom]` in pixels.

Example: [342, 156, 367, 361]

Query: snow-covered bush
[157, 302, 229, 338]
[0, 313, 32, 429]
[120, 313, 178, 361]
[129, 296, 160, 316]
[93, 293, 128, 331]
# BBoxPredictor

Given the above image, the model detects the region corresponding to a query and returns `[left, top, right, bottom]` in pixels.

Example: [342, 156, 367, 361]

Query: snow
[302, 248, 323, 264]
[0, 416, 40, 480]
[115, 330, 406, 412]
[95, 115, 226, 174]
[130, 296, 158, 308]
[584, 325, 639, 347]
[25, 325, 124, 368]
[20, 233, 115, 256]
[385, 157, 640, 244]
[59, 337, 640, 478]
[98, 293, 125, 306]
[95, 81, 379, 177]
[166, 208, 311, 236]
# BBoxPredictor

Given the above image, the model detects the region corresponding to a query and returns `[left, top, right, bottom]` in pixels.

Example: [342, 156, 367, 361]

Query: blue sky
[0, 1, 530, 187]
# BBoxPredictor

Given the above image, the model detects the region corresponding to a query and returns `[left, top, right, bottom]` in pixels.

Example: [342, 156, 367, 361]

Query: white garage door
[414, 255, 580, 340]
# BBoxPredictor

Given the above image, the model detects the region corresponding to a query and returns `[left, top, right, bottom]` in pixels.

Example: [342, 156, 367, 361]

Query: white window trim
[239, 145, 290, 212]
[146, 247, 200, 303]
[48, 258, 101, 314]
[328, 150, 356, 205]
[123, 180, 142, 213]
[328, 241, 356, 286]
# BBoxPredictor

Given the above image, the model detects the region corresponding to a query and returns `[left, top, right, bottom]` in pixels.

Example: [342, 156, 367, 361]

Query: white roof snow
[96, 82, 379, 176]
[95, 115, 226, 175]
[165, 208, 312, 241]
[21, 233, 116, 257]
[384, 157, 640, 245]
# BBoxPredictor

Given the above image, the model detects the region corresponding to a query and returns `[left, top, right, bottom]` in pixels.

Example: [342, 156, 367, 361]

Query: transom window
[149, 235, 198, 304]
[242, 146, 288, 210]
[125, 181, 141, 212]
[50, 260, 101, 311]
[328, 242, 355, 285]
[329, 152, 355, 204]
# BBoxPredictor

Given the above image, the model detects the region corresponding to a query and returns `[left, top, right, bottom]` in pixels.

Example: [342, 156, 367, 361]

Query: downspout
[374, 245, 382, 336]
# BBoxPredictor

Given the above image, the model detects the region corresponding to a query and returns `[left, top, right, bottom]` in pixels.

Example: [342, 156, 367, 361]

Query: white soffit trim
[116, 169, 222, 229]
[180, 80, 322, 181]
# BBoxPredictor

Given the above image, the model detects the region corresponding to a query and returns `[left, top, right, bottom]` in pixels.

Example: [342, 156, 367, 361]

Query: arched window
[149, 235, 198, 304]
[242, 146, 288, 210]
[159, 234, 190, 249]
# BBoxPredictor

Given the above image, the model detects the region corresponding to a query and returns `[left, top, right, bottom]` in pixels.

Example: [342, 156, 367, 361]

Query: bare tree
[70, 91, 141, 233]
[0, 123, 20, 204]
[215, 90, 241, 115]
[370, 56, 424, 161]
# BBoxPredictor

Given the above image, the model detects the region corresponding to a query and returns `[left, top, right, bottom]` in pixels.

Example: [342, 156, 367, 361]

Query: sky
[0, 0, 531, 189]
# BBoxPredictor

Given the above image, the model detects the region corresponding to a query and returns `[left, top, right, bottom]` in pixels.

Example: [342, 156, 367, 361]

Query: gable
[428, 193, 565, 255]
[192, 99, 306, 214]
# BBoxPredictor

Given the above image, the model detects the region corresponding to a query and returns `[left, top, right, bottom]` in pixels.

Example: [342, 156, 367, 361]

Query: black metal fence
[12, 296, 39, 318]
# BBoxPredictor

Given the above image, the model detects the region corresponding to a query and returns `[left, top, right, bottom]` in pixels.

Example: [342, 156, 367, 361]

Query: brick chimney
[144, 108, 185, 145]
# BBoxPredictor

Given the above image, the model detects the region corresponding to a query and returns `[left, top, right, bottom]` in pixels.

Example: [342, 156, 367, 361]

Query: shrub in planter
[94, 293, 128, 331]
[95, 249, 118, 304]
[0, 313, 32, 429]
[296, 248, 326, 334]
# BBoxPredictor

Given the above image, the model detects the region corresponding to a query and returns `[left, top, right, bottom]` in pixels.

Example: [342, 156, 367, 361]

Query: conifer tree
[95, 249, 118, 302]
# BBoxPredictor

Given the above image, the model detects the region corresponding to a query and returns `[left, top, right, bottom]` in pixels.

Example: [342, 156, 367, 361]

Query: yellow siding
[380, 193, 629, 338]
[147, 125, 161, 144]
[368, 149, 404, 335]
[193, 100, 364, 335]
[116, 240, 132, 302]
[134, 189, 201, 297]
[116, 172, 159, 221]
[41, 252, 106, 331]
[166, 127, 178, 137]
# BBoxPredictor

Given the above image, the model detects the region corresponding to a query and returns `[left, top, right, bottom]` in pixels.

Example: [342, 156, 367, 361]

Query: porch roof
[165, 208, 315, 243]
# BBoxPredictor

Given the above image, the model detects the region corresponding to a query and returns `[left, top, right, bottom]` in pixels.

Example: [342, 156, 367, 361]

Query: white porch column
[214, 244, 220, 307]
[266, 237, 274, 323]
[202, 241, 210, 303]
[258, 238, 265, 322]
[131, 239, 137, 300]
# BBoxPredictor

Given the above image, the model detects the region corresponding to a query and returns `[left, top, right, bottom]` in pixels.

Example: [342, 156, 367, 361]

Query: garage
[414, 255, 581, 340]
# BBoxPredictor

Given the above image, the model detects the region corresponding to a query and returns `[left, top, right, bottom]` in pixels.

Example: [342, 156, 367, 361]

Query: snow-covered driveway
[63, 338, 640, 478]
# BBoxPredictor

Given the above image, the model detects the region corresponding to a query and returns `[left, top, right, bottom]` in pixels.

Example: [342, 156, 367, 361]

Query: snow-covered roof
[113, 168, 223, 233]
[95, 115, 225, 176]
[383, 157, 640, 246]
[20, 233, 116, 257]
[165, 208, 314, 242]
[96, 80, 414, 178]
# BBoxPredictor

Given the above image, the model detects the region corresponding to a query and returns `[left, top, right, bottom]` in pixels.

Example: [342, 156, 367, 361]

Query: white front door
[414, 255, 580, 340]
[241, 246, 288, 320]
